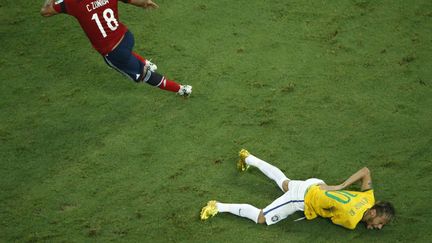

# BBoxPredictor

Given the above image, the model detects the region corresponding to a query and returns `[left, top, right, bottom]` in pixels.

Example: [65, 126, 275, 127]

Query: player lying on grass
[40, 0, 192, 96]
[201, 149, 395, 230]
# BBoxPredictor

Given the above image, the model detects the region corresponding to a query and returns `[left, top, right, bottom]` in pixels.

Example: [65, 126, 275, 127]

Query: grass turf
[1, 0, 431, 242]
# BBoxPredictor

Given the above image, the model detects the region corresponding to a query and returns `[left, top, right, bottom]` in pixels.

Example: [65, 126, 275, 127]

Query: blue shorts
[103, 31, 144, 82]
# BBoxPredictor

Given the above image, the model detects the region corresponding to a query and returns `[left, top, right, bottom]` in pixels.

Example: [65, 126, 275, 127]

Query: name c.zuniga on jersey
[55, 0, 110, 12]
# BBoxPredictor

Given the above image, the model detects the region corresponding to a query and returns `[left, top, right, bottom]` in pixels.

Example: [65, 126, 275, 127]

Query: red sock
[132, 52, 146, 63]
[158, 77, 181, 92]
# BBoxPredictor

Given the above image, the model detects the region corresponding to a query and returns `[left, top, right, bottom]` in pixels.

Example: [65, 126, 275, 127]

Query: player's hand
[143, 0, 159, 9]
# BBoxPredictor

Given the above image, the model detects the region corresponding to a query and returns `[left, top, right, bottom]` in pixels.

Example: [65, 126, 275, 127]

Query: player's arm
[40, 0, 59, 17]
[128, 0, 159, 9]
[320, 167, 372, 191]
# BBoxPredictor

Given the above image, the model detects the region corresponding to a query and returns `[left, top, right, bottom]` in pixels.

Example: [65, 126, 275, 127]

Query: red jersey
[53, 0, 130, 55]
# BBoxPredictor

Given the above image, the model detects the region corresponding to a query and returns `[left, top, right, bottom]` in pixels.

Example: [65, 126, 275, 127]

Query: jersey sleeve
[52, 0, 67, 14]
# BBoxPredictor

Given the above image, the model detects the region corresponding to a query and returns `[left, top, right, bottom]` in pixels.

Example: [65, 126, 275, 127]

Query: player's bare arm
[129, 0, 159, 9]
[320, 167, 372, 191]
[40, 0, 58, 17]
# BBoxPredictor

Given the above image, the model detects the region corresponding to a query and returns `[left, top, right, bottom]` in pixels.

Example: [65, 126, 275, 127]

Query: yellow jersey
[304, 185, 375, 230]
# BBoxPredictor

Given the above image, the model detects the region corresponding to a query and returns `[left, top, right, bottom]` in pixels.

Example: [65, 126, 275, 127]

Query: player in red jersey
[40, 0, 192, 96]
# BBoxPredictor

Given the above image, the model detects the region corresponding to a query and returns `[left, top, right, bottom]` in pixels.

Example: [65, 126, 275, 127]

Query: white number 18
[91, 8, 119, 38]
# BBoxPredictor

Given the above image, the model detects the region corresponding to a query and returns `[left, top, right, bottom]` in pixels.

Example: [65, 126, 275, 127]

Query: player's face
[365, 215, 388, 230]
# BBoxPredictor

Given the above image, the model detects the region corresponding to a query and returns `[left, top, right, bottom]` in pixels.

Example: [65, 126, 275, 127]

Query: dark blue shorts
[103, 31, 144, 82]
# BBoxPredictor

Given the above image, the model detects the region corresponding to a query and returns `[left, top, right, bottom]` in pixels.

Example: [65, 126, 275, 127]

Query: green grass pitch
[1, 0, 431, 242]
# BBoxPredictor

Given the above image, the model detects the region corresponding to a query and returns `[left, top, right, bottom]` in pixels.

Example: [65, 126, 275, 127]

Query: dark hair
[372, 201, 395, 221]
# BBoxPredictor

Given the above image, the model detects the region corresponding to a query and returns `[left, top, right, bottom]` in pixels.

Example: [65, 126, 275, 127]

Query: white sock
[245, 154, 289, 191]
[216, 202, 260, 223]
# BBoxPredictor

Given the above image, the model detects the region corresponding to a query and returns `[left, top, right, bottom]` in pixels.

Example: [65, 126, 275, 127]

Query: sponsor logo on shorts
[271, 215, 280, 222]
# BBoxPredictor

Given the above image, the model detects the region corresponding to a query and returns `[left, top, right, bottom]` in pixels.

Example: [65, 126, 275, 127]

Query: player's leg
[141, 69, 192, 96]
[131, 52, 155, 69]
[261, 186, 304, 225]
[201, 189, 303, 225]
[126, 32, 192, 95]
[200, 200, 262, 224]
[238, 149, 290, 192]
[104, 31, 192, 96]
[130, 51, 180, 92]
[104, 31, 141, 80]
